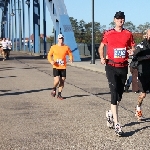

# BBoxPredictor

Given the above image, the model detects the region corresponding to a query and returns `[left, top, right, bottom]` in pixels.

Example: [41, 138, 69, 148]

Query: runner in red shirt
[99, 11, 135, 136]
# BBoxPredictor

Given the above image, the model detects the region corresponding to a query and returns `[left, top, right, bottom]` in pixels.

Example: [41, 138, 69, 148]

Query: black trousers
[106, 65, 128, 105]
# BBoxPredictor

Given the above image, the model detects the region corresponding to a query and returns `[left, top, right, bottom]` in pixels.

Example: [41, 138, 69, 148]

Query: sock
[58, 92, 61, 96]
[136, 105, 141, 111]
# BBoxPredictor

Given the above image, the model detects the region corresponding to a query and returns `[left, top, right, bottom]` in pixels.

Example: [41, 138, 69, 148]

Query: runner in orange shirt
[47, 34, 73, 100]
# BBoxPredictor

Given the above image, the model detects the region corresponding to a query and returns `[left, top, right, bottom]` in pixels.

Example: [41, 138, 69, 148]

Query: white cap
[58, 34, 64, 39]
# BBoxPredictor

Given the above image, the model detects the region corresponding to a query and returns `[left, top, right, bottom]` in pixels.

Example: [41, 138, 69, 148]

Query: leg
[2, 50, 6, 61]
[51, 76, 59, 97]
[51, 68, 60, 97]
[135, 75, 148, 120]
[132, 68, 139, 93]
[128, 76, 132, 85]
[7, 50, 10, 58]
[57, 69, 66, 99]
[106, 65, 127, 136]
[58, 77, 66, 93]
[106, 65, 119, 125]
[118, 67, 128, 100]
[135, 92, 146, 120]
[0, 47, 2, 55]
[53, 76, 60, 89]
[138, 92, 146, 107]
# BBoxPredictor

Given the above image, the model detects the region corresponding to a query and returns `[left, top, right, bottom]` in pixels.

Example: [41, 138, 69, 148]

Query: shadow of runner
[63, 94, 90, 99]
[123, 118, 150, 128]
[95, 92, 111, 95]
[123, 126, 150, 137]
[0, 88, 52, 96]
[13, 55, 45, 60]
[0, 76, 17, 78]
[0, 90, 12, 92]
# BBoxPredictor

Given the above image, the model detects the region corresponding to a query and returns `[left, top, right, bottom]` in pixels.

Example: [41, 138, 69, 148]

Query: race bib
[56, 59, 64, 65]
[114, 48, 126, 58]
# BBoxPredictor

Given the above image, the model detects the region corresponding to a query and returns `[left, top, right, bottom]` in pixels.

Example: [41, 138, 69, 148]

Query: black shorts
[138, 74, 150, 93]
[53, 68, 66, 77]
[3, 49, 10, 52]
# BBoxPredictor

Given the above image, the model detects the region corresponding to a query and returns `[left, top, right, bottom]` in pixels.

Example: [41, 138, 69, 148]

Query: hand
[100, 58, 106, 65]
[127, 49, 134, 55]
[69, 59, 73, 63]
[50, 61, 55, 65]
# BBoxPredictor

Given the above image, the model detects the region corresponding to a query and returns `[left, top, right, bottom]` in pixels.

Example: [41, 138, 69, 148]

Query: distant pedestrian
[1, 38, 8, 61]
[99, 11, 135, 136]
[0, 38, 3, 56]
[6, 38, 12, 59]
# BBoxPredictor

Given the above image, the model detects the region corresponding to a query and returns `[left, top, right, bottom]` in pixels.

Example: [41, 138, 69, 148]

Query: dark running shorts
[138, 75, 150, 93]
[53, 68, 66, 77]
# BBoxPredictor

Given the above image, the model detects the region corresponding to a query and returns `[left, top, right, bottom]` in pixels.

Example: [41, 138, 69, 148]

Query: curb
[68, 63, 106, 74]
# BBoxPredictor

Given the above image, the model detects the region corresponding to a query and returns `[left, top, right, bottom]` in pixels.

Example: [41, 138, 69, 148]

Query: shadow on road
[0, 88, 52, 96]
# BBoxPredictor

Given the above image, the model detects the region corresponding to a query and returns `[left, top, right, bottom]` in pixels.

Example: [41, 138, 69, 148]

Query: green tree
[47, 36, 54, 44]
[109, 21, 136, 32]
[69, 17, 79, 34]
[124, 21, 136, 32]
[137, 22, 150, 33]
[109, 22, 115, 28]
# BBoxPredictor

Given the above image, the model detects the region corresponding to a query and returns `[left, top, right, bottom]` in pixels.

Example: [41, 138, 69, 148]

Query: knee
[54, 77, 59, 84]
[111, 100, 117, 105]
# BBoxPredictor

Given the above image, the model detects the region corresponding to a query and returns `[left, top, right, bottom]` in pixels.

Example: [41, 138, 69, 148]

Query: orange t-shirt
[47, 44, 73, 69]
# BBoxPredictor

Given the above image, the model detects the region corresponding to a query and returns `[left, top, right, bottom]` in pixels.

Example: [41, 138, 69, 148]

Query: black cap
[114, 11, 125, 19]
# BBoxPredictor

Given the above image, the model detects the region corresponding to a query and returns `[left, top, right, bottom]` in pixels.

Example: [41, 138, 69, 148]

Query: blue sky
[1, 0, 150, 37]
[64, 0, 150, 28]
[46, 0, 150, 36]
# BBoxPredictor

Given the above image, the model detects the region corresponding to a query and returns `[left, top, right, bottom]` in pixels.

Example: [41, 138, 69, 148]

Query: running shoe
[115, 123, 123, 136]
[57, 94, 63, 100]
[106, 110, 114, 128]
[51, 90, 56, 97]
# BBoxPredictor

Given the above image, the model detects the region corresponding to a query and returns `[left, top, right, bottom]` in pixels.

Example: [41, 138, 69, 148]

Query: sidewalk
[68, 57, 132, 76]
[69, 59, 106, 73]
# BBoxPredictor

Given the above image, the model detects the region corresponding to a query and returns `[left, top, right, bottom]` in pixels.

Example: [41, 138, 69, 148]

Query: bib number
[56, 59, 64, 65]
[114, 48, 126, 58]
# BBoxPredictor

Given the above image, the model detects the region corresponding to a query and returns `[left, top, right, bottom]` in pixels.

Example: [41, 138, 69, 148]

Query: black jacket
[133, 38, 150, 75]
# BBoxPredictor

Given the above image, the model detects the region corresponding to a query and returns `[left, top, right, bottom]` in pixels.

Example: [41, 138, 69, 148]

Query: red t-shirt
[102, 28, 135, 67]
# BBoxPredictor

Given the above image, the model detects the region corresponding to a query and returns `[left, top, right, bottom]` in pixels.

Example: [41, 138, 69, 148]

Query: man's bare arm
[98, 42, 106, 64]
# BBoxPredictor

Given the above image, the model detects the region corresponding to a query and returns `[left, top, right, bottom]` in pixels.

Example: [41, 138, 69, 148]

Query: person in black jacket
[133, 29, 150, 120]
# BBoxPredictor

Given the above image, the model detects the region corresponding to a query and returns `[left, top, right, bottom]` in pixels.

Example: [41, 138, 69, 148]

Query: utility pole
[91, 0, 95, 64]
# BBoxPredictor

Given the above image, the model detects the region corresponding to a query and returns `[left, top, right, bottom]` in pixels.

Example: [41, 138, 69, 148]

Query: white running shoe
[106, 110, 114, 128]
[115, 123, 123, 136]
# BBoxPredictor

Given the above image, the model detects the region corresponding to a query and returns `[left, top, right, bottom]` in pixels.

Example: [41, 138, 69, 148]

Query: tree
[109, 21, 136, 32]
[109, 22, 115, 28]
[47, 36, 54, 44]
[124, 21, 136, 32]
[133, 33, 143, 44]
[77, 20, 86, 43]
[69, 17, 79, 34]
[137, 22, 150, 33]
[69, 16, 150, 44]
